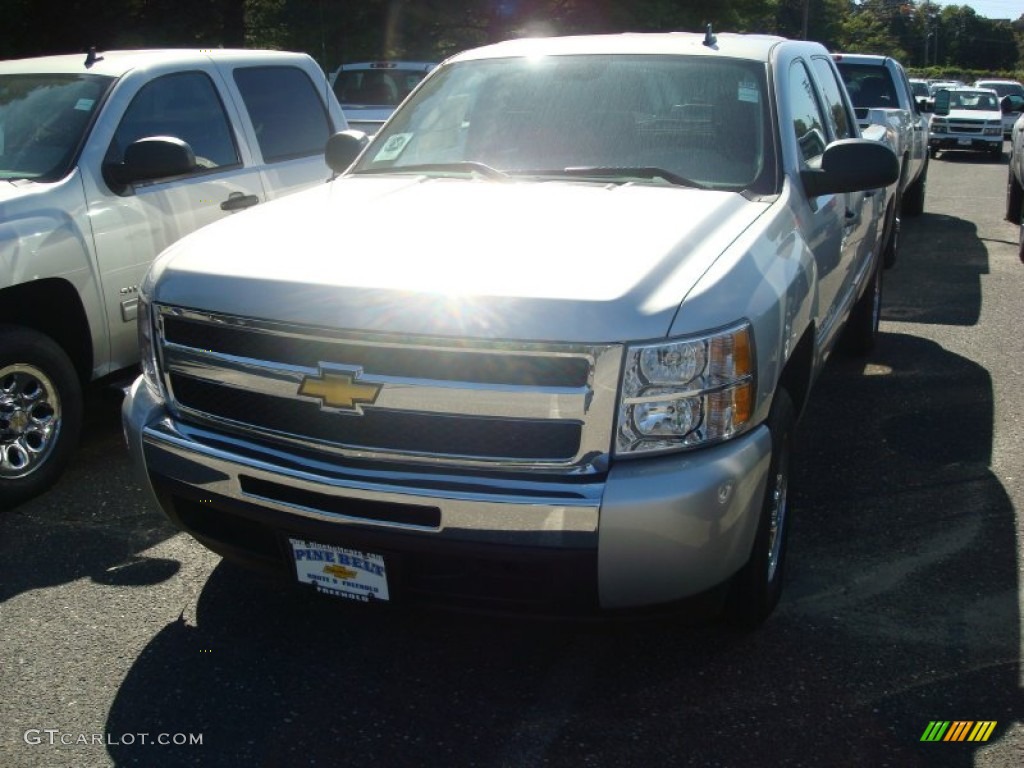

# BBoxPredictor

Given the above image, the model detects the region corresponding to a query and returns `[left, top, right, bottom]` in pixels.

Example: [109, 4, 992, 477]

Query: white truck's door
[79, 65, 268, 373]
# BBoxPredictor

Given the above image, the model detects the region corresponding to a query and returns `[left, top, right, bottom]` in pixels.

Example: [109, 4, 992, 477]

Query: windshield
[948, 90, 999, 111]
[0, 73, 113, 181]
[334, 68, 432, 107]
[351, 55, 773, 192]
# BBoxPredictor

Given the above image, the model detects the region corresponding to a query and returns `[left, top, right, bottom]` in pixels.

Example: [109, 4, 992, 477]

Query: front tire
[902, 157, 928, 217]
[0, 326, 83, 509]
[1005, 164, 1023, 223]
[725, 389, 796, 629]
[841, 258, 883, 356]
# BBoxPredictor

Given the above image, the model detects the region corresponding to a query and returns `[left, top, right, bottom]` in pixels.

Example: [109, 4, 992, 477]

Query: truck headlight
[930, 119, 947, 134]
[616, 323, 755, 455]
[984, 123, 1001, 136]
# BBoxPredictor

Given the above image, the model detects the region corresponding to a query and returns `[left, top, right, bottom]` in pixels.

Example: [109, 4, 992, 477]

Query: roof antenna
[703, 24, 717, 48]
[84, 47, 103, 68]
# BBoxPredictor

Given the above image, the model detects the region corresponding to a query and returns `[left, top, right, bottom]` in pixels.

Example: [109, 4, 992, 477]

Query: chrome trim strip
[165, 346, 594, 420]
[143, 421, 601, 545]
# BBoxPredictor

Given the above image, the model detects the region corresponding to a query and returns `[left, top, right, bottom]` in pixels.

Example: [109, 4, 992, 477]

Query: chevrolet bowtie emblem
[324, 564, 358, 580]
[298, 370, 381, 413]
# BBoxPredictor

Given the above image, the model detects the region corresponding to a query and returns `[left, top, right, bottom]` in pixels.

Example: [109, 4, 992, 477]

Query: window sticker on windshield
[738, 82, 759, 104]
[74, 98, 95, 111]
[373, 132, 413, 162]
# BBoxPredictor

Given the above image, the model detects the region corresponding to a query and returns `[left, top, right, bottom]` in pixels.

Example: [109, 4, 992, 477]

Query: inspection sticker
[738, 81, 759, 103]
[289, 538, 390, 602]
[373, 132, 412, 162]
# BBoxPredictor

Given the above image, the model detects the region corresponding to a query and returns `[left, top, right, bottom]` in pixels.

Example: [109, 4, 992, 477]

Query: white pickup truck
[123, 32, 897, 626]
[833, 53, 930, 267]
[0, 49, 346, 507]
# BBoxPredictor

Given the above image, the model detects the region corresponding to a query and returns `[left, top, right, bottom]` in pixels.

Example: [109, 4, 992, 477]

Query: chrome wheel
[0, 364, 63, 480]
[765, 457, 790, 584]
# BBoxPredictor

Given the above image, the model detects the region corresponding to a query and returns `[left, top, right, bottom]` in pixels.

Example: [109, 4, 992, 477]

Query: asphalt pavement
[1, 148, 1022, 768]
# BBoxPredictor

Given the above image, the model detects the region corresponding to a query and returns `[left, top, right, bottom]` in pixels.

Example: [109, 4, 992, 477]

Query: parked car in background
[928, 80, 962, 97]
[124, 31, 897, 628]
[929, 87, 1004, 159]
[974, 79, 1024, 136]
[909, 77, 931, 108]
[330, 61, 436, 134]
[834, 53, 929, 267]
[0, 48, 345, 507]
[973, 78, 1024, 99]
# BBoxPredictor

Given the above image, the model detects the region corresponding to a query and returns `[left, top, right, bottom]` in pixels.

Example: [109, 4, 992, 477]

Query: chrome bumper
[124, 376, 772, 609]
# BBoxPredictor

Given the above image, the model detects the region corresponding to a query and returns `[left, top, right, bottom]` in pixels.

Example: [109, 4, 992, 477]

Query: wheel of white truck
[0, 327, 83, 509]
[902, 156, 928, 218]
[1005, 164, 1022, 224]
[725, 389, 795, 629]
[840, 257, 883, 356]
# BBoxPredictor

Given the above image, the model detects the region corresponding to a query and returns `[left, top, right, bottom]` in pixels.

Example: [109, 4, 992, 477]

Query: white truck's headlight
[931, 119, 947, 134]
[616, 323, 754, 455]
[984, 123, 1001, 136]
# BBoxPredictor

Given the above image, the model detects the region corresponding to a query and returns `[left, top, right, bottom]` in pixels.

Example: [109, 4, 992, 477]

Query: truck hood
[151, 175, 768, 343]
[944, 108, 1001, 122]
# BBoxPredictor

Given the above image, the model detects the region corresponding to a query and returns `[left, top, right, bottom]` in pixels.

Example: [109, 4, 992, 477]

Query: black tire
[725, 389, 795, 630]
[840, 257, 883, 356]
[1005, 164, 1022, 223]
[930, 147, 939, 159]
[881, 199, 900, 269]
[902, 157, 928, 217]
[0, 326, 83, 509]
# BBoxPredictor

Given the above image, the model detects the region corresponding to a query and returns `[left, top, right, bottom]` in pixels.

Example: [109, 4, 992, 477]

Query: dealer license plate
[289, 538, 390, 602]
[958, 138, 972, 146]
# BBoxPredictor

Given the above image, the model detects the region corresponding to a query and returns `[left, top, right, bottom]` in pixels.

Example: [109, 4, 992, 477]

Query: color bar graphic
[920, 721, 997, 742]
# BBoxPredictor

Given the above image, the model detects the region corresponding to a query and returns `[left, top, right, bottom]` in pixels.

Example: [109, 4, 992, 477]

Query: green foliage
[1, 0, 1022, 76]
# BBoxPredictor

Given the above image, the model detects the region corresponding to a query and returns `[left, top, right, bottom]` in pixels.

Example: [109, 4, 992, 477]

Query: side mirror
[105, 136, 197, 191]
[933, 90, 950, 116]
[325, 129, 369, 173]
[800, 138, 899, 197]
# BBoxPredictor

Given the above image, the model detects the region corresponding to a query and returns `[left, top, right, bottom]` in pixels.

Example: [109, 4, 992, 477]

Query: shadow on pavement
[884, 212, 987, 326]
[0, 386, 180, 603]
[104, 332, 1020, 766]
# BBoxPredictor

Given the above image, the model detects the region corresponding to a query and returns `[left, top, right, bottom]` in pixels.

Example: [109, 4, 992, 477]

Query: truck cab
[0, 49, 345, 507]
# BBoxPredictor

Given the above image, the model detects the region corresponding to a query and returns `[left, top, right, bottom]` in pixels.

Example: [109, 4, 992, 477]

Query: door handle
[220, 192, 260, 212]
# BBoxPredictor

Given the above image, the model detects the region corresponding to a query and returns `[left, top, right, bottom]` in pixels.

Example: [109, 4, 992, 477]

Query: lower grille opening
[240, 476, 442, 528]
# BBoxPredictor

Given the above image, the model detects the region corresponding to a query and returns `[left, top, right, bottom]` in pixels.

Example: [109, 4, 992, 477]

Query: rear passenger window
[110, 71, 240, 171]
[234, 66, 332, 162]
[810, 57, 853, 140]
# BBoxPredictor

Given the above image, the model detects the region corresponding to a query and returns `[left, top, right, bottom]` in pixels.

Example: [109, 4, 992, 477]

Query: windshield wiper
[352, 161, 508, 180]
[511, 166, 706, 189]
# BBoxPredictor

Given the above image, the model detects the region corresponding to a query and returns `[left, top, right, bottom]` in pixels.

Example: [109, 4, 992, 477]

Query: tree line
[4, 1, 1023, 78]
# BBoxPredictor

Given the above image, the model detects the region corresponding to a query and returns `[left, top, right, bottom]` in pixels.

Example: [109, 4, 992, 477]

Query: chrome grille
[947, 119, 984, 134]
[156, 307, 622, 472]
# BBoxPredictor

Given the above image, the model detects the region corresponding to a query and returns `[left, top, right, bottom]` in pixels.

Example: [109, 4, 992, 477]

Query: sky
[930, 1, 1024, 20]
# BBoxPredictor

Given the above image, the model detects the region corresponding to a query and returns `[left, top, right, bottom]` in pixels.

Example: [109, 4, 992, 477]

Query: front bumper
[929, 136, 1002, 152]
[123, 377, 772, 613]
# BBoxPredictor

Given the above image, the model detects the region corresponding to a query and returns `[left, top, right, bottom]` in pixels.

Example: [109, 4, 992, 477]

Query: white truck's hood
[945, 108, 1001, 122]
[151, 175, 768, 343]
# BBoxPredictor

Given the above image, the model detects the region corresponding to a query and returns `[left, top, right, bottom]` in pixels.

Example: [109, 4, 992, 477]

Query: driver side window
[108, 71, 240, 174]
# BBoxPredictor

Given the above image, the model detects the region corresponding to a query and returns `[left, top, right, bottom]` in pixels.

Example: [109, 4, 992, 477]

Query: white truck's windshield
[0, 74, 113, 181]
[352, 55, 772, 191]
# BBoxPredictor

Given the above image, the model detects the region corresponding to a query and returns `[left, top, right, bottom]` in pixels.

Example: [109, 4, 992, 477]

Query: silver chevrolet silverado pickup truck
[123, 31, 897, 626]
